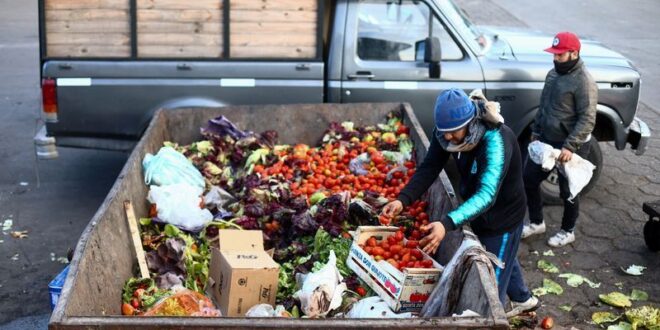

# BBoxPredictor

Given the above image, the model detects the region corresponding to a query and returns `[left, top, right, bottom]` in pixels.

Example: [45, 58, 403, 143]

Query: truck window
[356, 0, 462, 62]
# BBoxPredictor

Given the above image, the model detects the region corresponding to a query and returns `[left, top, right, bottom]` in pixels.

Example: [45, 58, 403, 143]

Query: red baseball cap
[544, 32, 581, 54]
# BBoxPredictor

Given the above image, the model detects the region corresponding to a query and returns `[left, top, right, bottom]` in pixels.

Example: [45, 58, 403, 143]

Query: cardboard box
[208, 230, 280, 317]
[346, 226, 443, 313]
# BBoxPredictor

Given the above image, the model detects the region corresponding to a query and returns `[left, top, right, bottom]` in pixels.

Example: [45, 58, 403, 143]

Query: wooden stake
[124, 201, 150, 279]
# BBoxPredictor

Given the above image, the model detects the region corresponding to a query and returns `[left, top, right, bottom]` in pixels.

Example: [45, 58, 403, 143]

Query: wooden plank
[231, 22, 316, 34]
[45, 9, 128, 21]
[138, 45, 222, 57]
[45, 0, 129, 10]
[139, 33, 221, 46]
[230, 0, 317, 11]
[124, 201, 150, 279]
[46, 44, 130, 57]
[138, 21, 221, 34]
[137, 9, 221, 22]
[47, 33, 129, 46]
[137, 0, 221, 10]
[230, 9, 317, 23]
[230, 45, 315, 58]
[231, 33, 315, 47]
[46, 20, 129, 33]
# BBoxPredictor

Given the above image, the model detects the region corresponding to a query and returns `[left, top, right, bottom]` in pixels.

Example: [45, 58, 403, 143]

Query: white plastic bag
[346, 296, 412, 318]
[293, 251, 347, 318]
[143, 146, 205, 189]
[528, 141, 595, 200]
[528, 141, 560, 171]
[147, 183, 213, 232]
[558, 154, 596, 201]
[245, 304, 291, 317]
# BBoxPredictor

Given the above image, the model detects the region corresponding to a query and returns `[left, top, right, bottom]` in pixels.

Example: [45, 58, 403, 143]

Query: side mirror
[415, 37, 441, 78]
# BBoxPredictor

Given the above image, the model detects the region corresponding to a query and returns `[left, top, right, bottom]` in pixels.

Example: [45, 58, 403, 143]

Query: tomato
[418, 212, 429, 221]
[366, 237, 377, 247]
[395, 230, 404, 242]
[541, 317, 554, 329]
[411, 249, 423, 260]
[422, 259, 434, 268]
[419, 201, 428, 209]
[356, 286, 367, 297]
[364, 246, 373, 254]
[401, 253, 411, 263]
[387, 236, 397, 245]
[406, 240, 419, 249]
[131, 298, 139, 309]
[372, 247, 385, 256]
[379, 215, 391, 226]
[404, 161, 415, 169]
[122, 303, 136, 316]
[387, 259, 398, 268]
[389, 244, 403, 255]
[383, 251, 392, 259]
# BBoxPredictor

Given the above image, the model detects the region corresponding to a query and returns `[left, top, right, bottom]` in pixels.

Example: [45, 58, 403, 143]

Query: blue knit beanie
[434, 88, 476, 132]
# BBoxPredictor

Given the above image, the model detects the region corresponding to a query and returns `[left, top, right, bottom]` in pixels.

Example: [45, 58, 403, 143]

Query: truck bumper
[626, 116, 650, 156]
[34, 124, 59, 159]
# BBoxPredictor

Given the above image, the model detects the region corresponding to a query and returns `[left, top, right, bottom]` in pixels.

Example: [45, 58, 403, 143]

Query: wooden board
[231, 0, 317, 11]
[136, 0, 221, 10]
[230, 45, 315, 58]
[137, 21, 221, 34]
[124, 201, 149, 279]
[44, 0, 130, 57]
[230, 9, 317, 23]
[138, 45, 222, 57]
[137, 9, 221, 22]
[139, 33, 220, 46]
[231, 33, 315, 47]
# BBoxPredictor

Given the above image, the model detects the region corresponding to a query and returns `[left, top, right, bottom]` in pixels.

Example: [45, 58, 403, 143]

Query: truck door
[341, 0, 485, 136]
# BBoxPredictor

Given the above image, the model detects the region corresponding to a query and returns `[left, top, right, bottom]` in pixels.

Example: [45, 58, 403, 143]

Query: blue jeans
[479, 222, 531, 304]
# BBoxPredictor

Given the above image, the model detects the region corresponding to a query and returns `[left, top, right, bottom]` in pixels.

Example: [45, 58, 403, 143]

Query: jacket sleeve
[532, 72, 553, 138]
[563, 74, 597, 152]
[440, 129, 510, 231]
[397, 133, 449, 207]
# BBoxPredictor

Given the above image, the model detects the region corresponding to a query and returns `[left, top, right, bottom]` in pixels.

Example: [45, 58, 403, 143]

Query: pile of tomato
[252, 134, 416, 201]
[359, 230, 435, 271]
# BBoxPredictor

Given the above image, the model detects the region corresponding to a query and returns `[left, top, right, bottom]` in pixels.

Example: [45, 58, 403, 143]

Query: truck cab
[36, 0, 650, 201]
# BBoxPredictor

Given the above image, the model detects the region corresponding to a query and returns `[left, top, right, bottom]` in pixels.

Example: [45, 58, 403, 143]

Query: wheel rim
[541, 168, 560, 196]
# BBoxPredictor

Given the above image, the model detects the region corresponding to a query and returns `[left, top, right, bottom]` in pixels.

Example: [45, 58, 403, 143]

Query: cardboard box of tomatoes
[346, 226, 443, 313]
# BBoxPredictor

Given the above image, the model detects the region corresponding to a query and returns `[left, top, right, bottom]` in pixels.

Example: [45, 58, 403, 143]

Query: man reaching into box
[382, 88, 538, 316]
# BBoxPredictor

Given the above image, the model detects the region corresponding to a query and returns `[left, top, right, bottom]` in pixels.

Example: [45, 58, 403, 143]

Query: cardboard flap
[217, 230, 264, 252]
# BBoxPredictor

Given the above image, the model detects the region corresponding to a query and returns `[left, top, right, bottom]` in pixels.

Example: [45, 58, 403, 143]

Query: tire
[539, 138, 602, 205]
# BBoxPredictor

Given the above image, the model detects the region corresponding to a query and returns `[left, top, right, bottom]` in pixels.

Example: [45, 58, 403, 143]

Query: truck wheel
[540, 138, 602, 205]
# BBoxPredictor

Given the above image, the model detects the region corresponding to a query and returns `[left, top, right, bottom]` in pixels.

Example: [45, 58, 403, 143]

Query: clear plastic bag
[142, 288, 221, 317]
[147, 183, 213, 232]
[143, 146, 205, 189]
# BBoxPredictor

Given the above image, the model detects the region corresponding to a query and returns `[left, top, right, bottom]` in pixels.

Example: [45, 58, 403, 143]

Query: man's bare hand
[381, 200, 403, 218]
[558, 148, 573, 163]
[419, 222, 446, 255]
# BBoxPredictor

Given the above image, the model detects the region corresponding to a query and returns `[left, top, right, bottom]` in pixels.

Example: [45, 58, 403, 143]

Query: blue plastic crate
[48, 265, 69, 311]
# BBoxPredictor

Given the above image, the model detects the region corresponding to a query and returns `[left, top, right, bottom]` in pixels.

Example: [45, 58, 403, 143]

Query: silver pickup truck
[35, 0, 649, 202]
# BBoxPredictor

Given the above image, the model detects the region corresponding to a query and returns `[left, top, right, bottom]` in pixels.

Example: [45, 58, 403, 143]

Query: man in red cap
[522, 32, 598, 247]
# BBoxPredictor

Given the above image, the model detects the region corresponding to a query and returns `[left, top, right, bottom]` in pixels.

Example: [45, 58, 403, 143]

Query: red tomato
[372, 247, 385, 256]
[411, 249, 423, 259]
[406, 240, 419, 249]
[422, 259, 434, 268]
[387, 236, 397, 245]
[395, 231, 404, 242]
[367, 237, 377, 247]
[389, 244, 403, 254]
[356, 286, 367, 297]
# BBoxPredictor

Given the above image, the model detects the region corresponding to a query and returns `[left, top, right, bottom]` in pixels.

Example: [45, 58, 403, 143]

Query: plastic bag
[143, 146, 205, 189]
[528, 141, 595, 200]
[147, 183, 213, 232]
[528, 141, 560, 171]
[142, 288, 221, 316]
[204, 185, 236, 210]
[293, 250, 347, 318]
[348, 153, 370, 175]
[346, 296, 412, 318]
[245, 304, 292, 317]
[558, 154, 596, 201]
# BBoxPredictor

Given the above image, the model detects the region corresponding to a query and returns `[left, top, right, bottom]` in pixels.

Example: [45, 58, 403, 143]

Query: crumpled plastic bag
[528, 141, 560, 171]
[528, 141, 596, 200]
[143, 146, 205, 189]
[346, 296, 412, 318]
[147, 183, 213, 232]
[293, 250, 347, 318]
[142, 288, 221, 316]
[204, 185, 236, 210]
[245, 304, 292, 317]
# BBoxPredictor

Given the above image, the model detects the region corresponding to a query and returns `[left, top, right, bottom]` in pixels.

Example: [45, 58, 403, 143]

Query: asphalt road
[0, 0, 658, 329]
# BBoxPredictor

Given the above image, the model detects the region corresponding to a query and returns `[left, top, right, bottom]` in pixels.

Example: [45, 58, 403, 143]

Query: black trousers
[524, 140, 591, 232]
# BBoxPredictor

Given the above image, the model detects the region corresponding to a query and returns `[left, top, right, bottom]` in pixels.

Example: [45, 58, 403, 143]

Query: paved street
[0, 0, 657, 329]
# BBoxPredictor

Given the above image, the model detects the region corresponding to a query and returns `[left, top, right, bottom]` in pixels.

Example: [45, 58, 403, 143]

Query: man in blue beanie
[383, 88, 538, 316]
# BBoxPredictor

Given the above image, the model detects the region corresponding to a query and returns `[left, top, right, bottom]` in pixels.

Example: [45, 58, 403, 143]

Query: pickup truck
[35, 0, 649, 203]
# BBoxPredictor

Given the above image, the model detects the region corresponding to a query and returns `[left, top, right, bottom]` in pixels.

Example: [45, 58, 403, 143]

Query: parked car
[35, 0, 649, 203]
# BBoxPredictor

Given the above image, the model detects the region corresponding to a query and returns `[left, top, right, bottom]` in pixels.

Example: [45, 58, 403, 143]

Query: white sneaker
[547, 230, 575, 247]
[522, 222, 546, 239]
[506, 296, 541, 317]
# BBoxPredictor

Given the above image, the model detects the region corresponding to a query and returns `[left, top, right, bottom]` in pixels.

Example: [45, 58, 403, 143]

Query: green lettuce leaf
[629, 289, 648, 301]
[532, 278, 563, 296]
[592, 311, 621, 324]
[599, 292, 632, 308]
[538, 260, 559, 273]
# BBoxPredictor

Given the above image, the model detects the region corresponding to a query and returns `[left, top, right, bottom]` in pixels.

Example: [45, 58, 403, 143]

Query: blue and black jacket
[398, 125, 526, 237]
